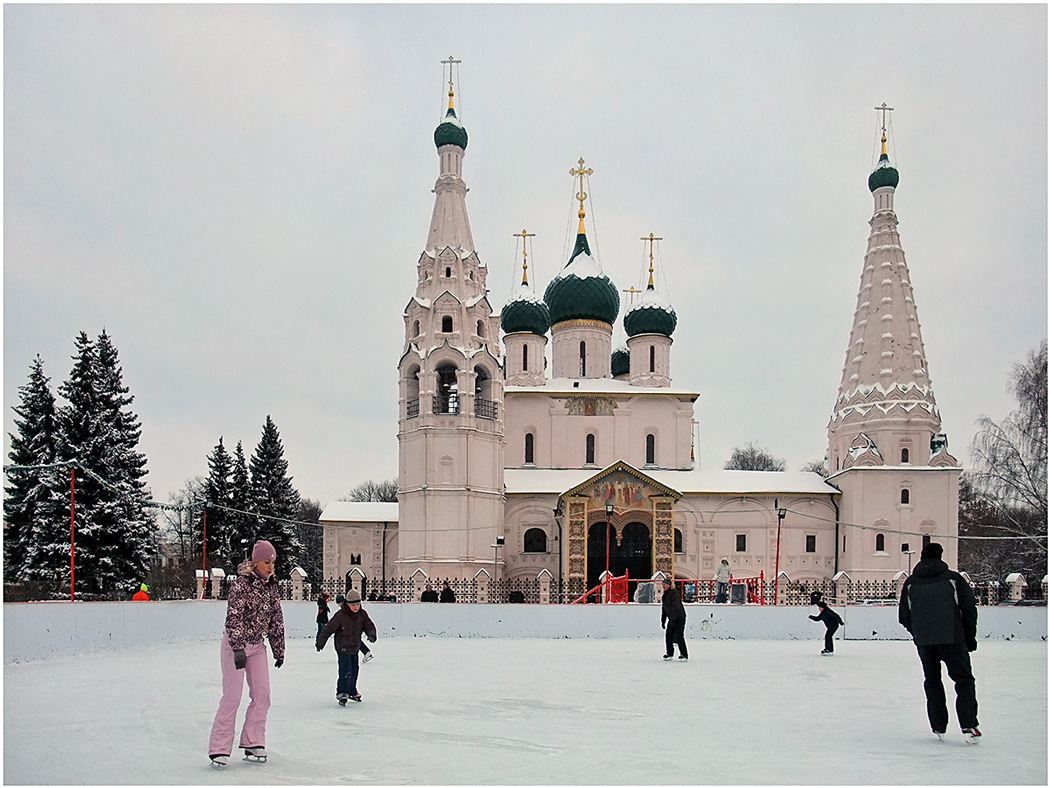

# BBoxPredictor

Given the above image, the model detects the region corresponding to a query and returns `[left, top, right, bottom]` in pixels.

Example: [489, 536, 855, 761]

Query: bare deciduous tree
[344, 479, 398, 502]
[964, 340, 1047, 580]
[724, 442, 786, 472]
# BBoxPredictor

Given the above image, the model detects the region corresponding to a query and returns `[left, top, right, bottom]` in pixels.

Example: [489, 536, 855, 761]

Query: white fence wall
[4, 601, 1046, 664]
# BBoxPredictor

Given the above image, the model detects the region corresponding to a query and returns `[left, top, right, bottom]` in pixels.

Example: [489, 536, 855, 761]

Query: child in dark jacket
[809, 601, 844, 655]
[316, 590, 377, 704]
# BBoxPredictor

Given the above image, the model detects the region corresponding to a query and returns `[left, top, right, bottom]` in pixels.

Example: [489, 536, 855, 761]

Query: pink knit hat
[252, 540, 277, 561]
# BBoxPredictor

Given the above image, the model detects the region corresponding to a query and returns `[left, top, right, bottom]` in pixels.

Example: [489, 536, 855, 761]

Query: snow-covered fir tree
[4, 356, 61, 582]
[249, 415, 302, 577]
[229, 440, 253, 562]
[204, 437, 236, 568]
[47, 331, 155, 595]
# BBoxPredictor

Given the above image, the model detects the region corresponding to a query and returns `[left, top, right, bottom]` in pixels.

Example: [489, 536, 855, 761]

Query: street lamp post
[902, 544, 916, 573]
[774, 500, 787, 605]
[491, 536, 505, 601]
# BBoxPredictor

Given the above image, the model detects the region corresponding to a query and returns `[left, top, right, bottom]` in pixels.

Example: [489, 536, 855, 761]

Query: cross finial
[569, 157, 594, 234]
[513, 229, 536, 286]
[622, 285, 642, 304]
[444, 55, 462, 110]
[875, 102, 894, 154]
[640, 232, 663, 289]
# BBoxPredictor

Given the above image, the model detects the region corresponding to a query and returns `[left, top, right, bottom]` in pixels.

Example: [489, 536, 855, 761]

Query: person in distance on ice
[660, 576, 688, 661]
[317, 589, 377, 705]
[316, 592, 331, 638]
[714, 559, 731, 603]
[808, 600, 844, 655]
[898, 542, 981, 744]
[208, 540, 286, 768]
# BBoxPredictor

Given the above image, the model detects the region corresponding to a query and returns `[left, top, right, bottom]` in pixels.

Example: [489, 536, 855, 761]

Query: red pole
[202, 508, 207, 599]
[605, 521, 610, 604]
[760, 570, 766, 605]
[774, 511, 783, 606]
[69, 465, 75, 602]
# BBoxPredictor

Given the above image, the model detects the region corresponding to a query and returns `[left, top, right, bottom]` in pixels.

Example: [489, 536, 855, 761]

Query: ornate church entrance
[586, 521, 653, 598]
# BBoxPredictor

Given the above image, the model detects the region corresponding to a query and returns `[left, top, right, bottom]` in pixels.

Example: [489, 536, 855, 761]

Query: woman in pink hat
[208, 539, 286, 768]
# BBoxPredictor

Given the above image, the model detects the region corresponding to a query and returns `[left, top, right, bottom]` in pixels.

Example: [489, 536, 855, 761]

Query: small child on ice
[809, 600, 844, 655]
[316, 590, 377, 704]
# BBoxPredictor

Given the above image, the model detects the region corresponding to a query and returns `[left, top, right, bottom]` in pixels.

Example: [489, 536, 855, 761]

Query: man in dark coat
[421, 584, 439, 602]
[898, 542, 981, 743]
[439, 581, 456, 603]
[660, 577, 688, 660]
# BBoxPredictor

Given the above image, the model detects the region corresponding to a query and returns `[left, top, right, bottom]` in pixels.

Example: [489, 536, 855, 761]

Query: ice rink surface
[4, 637, 1046, 785]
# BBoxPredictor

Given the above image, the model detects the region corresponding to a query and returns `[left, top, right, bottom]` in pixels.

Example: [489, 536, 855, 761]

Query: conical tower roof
[828, 119, 955, 470]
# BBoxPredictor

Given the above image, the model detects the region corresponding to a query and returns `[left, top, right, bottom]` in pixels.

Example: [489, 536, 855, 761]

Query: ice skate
[932, 730, 945, 741]
[962, 727, 982, 744]
[209, 754, 229, 768]
[362, 652, 374, 663]
[678, 655, 688, 661]
[820, 650, 834, 656]
[243, 746, 267, 763]
[349, 693, 362, 702]
[337, 693, 349, 706]
[663, 654, 673, 660]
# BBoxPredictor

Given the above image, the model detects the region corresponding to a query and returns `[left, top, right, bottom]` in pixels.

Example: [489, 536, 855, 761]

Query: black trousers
[823, 622, 839, 652]
[665, 617, 687, 658]
[916, 643, 979, 731]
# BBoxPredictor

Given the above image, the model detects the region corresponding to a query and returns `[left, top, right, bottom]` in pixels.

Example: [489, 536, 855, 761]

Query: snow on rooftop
[320, 501, 399, 523]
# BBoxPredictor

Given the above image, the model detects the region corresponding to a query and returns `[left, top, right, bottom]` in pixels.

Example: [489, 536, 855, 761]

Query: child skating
[809, 600, 844, 655]
[316, 590, 377, 704]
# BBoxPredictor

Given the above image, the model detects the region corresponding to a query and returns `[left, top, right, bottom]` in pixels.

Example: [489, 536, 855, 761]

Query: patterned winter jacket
[224, 571, 286, 660]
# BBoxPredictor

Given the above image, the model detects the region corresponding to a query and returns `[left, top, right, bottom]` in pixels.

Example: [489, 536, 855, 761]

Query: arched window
[585, 433, 596, 465]
[413, 320, 420, 337]
[523, 528, 547, 553]
[405, 366, 421, 418]
[434, 365, 458, 414]
[875, 533, 885, 552]
[922, 533, 931, 548]
[901, 488, 910, 505]
[522, 344, 529, 372]
[901, 447, 910, 463]
[649, 345, 656, 373]
[524, 433, 535, 464]
[477, 320, 485, 338]
[673, 528, 683, 553]
[445, 266, 452, 277]
[645, 433, 656, 465]
[442, 316, 453, 333]
[579, 341, 587, 377]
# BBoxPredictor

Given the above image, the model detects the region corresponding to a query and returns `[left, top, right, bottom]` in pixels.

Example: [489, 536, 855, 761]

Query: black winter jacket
[661, 585, 686, 625]
[898, 558, 977, 649]
[809, 605, 844, 627]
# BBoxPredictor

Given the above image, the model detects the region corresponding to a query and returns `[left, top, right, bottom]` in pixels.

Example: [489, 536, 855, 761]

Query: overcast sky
[4, 4, 1046, 507]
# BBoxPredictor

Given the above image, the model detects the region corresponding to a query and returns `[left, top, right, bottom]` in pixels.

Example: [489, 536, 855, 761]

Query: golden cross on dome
[875, 102, 894, 154]
[622, 285, 642, 304]
[513, 229, 536, 285]
[641, 233, 663, 288]
[444, 55, 462, 109]
[569, 158, 593, 232]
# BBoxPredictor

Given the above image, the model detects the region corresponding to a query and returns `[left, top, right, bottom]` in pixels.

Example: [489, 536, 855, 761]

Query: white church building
[320, 80, 960, 603]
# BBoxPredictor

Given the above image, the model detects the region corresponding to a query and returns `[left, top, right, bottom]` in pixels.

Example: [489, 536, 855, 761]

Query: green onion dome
[543, 233, 620, 326]
[611, 347, 630, 377]
[624, 285, 677, 337]
[501, 285, 550, 336]
[434, 107, 468, 150]
[868, 135, 898, 192]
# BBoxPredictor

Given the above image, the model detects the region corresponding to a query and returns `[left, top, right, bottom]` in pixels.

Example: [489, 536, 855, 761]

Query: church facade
[320, 84, 960, 601]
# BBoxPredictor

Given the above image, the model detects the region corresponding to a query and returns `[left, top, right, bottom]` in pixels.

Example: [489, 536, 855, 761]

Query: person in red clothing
[132, 583, 150, 601]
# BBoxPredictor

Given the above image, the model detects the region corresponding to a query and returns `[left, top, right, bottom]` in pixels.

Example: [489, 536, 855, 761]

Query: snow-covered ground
[4, 635, 1046, 785]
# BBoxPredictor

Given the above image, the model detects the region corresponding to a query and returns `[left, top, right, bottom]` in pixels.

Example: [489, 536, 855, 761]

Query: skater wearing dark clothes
[899, 542, 981, 744]
[317, 590, 377, 704]
[809, 601, 844, 654]
[208, 540, 286, 768]
[439, 581, 456, 603]
[660, 577, 688, 660]
[316, 593, 331, 638]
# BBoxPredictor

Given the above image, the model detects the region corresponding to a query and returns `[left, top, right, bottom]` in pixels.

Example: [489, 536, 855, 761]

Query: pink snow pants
[208, 634, 271, 756]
